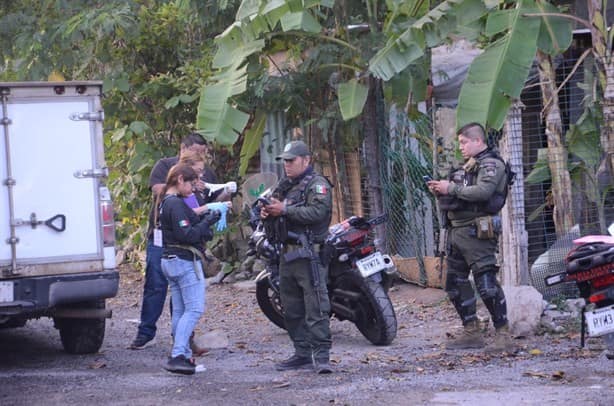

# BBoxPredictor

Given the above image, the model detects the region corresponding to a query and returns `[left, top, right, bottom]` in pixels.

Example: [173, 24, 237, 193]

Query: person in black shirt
[156, 163, 220, 374]
[131, 133, 214, 351]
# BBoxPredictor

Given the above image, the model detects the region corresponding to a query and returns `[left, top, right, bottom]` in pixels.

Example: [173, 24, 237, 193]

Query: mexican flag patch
[314, 184, 327, 194]
[178, 219, 190, 227]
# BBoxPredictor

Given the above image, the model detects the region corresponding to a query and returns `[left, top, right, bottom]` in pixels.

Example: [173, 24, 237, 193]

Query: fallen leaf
[88, 361, 106, 369]
[551, 371, 565, 380]
[522, 371, 549, 378]
[529, 349, 542, 355]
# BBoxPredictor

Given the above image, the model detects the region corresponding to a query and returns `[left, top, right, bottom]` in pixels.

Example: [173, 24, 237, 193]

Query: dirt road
[1, 267, 612, 405]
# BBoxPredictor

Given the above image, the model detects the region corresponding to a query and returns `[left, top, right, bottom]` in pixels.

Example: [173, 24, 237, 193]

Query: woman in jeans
[156, 163, 220, 374]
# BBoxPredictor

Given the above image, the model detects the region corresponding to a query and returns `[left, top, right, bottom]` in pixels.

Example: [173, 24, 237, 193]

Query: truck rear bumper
[0, 270, 119, 316]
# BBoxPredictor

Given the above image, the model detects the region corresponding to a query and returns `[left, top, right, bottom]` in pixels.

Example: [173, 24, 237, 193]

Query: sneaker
[164, 355, 196, 375]
[485, 325, 516, 354]
[129, 335, 155, 350]
[275, 354, 312, 371]
[445, 320, 485, 350]
[314, 359, 333, 374]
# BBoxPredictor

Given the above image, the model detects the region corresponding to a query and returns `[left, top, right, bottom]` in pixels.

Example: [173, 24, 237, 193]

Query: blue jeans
[161, 257, 205, 358]
[136, 242, 167, 340]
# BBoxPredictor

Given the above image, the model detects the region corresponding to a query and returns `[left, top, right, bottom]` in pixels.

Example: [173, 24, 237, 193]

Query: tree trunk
[537, 50, 575, 237]
[587, 0, 614, 179]
[602, 61, 614, 180]
[362, 76, 386, 251]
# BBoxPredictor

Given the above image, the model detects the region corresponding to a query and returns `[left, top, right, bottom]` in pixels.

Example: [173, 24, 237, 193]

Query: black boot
[314, 358, 333, 374]
[275, 354, 312, 371]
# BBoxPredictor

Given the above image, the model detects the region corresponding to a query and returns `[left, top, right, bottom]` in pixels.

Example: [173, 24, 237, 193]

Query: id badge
[153, 228, 163, 247]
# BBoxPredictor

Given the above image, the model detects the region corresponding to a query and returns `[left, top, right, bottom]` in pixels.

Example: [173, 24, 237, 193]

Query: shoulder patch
[485, 167, 496, 177]
[178, 219, 190, 228]
[314, 184, 328, 194]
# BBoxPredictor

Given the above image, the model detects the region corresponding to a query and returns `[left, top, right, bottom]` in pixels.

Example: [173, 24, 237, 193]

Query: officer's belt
[449, 218, 476, 228]
[283, 242, 323, 252]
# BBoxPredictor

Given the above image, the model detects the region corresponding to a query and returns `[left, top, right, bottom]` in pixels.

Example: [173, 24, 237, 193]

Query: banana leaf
[338, 79, 369, 120]
[239, 111, 267, 176]
[457, 0, 541, 130]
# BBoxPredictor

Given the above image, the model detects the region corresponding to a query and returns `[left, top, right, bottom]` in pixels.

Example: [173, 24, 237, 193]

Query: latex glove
[216, 213, 227, 232]
[224, 181, 237, 194]
[206, 202, 230, 231]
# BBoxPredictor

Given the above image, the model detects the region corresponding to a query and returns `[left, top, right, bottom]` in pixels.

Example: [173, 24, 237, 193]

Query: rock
[565, 298, 586, 318]
[204, 256, 221, 277]
[207, 270, 227, 285]
[193, 329, 229, 349]
[234, 280, 256, 291]
[503, 285, 544, 336]
[238, 256, 256, 273]
[540, 309, 574, 333]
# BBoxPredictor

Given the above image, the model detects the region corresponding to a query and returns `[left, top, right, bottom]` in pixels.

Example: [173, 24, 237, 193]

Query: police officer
[261, 140, 334, 373]
[427, 123, 515, 353]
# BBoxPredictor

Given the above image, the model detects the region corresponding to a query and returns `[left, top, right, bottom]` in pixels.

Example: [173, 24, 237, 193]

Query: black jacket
[159, 194, 214, 260]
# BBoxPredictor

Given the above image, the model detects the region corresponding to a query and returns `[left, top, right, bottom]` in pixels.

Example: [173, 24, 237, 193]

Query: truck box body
[0, 81, 119, 353]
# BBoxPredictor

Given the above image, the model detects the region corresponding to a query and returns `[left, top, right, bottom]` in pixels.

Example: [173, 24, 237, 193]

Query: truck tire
[55, 301, 106, 354]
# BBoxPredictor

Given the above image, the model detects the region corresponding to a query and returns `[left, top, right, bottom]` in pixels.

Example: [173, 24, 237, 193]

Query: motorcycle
[244, 180, 398, 346]
[544, 223, 614, 359]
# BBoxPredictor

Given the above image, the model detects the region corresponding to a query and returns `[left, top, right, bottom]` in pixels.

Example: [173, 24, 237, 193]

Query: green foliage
[0, 0, 239, 258]
[457, 0, 541, 130]
[526, 107, 612, 230]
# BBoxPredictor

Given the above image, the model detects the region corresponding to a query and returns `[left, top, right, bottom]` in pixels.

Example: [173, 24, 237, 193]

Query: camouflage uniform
[443, 148, 509, 331]
[274, 167, 333, 362]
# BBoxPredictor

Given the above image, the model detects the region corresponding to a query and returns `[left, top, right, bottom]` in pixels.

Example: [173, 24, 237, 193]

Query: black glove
[200, 209, 221, 226]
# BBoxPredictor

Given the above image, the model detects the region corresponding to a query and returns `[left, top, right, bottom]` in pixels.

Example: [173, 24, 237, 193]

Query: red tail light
[100, 188, 115, 247]
[360, 246, 374, 256]
[592, 274, 614, 289]
[340, 229, 369, 247]
[589, 293, 606, 303]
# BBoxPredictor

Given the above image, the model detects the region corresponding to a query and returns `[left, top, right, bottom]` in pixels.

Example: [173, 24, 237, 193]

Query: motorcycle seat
[566, 243, 614, 273]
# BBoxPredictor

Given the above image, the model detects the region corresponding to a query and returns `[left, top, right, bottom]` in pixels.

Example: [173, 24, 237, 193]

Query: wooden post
[500, 102, 529, 286]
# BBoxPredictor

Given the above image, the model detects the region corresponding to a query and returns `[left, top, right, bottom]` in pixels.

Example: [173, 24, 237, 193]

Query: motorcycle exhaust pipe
[381, 254, 397, 275]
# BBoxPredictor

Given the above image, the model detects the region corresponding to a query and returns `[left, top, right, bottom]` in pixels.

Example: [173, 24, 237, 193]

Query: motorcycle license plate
[0, 281, 14, 302]
[356, 252, 387, 278]
[585, 304, 614, 337]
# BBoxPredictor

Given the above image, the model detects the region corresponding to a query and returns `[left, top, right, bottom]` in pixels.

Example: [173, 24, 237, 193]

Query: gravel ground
[1, 265, 613, 405]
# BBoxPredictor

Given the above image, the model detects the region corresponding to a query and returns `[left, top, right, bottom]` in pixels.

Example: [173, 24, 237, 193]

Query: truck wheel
[55, 301, 106, 354]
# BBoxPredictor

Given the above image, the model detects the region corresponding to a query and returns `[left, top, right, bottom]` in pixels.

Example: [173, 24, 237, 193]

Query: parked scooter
[243, 174, 398, 345]
[545, 223, 614, 359]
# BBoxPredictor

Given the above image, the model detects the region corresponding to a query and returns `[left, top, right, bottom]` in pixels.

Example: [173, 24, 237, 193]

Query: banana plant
[526, 108, 612, 234]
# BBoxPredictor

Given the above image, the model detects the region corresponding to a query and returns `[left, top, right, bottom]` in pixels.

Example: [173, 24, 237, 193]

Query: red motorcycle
[545, 228, 614, 359]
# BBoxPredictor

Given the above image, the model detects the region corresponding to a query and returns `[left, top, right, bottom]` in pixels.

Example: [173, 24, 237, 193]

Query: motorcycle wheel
[255, 277, 286, 330]
[335, 272, 397, 346]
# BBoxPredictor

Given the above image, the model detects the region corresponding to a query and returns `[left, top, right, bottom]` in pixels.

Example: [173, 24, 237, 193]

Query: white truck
[0, 81, 119, 354]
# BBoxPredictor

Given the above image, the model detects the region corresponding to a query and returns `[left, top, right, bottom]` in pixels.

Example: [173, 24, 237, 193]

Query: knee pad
[475, 270, 508, 327]
[475, 270, 500, 300]
[445, 273, 477, 324]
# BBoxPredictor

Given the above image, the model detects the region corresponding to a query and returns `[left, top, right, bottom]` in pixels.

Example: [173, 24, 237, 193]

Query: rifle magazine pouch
[475, 216, 495, 240]
[283, 247, 311, 263]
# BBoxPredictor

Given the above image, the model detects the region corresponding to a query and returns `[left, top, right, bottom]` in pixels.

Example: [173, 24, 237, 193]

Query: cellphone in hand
[423, 175, 433, 183]
[258, 196, 271, 205]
